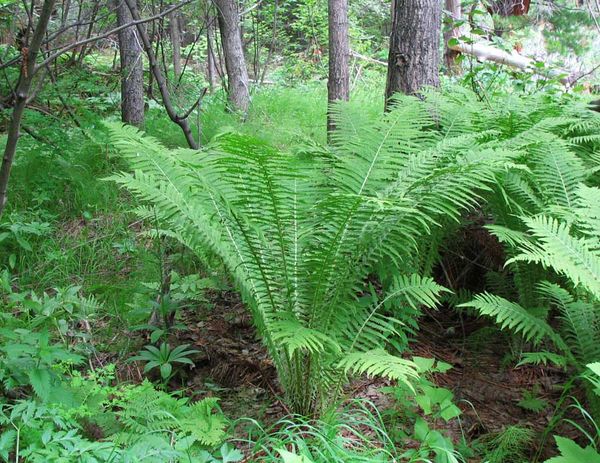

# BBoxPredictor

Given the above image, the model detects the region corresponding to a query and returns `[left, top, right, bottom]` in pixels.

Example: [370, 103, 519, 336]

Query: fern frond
[517, 351, 567, 368]
[337, 349, 418, 391]
[270, 316, 341, 357]
[109, 94, 529, 414]
[537, 282, 600, 366]
[459, 293, 563, 347]
[573, 185, 600, 241]
[508, 216, 600, 298]
[180, 398, 228, 446]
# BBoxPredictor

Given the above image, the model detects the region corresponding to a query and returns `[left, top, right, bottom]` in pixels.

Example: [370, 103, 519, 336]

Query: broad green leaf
[545, 436, 600, 463]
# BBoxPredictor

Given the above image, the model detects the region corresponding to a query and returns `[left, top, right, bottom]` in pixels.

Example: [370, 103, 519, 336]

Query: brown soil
[164, 289, 587, 462]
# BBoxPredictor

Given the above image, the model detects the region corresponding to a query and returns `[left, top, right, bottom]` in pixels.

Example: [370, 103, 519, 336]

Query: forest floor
[26, 197, 583, 461]
[97, 279, 582, 462]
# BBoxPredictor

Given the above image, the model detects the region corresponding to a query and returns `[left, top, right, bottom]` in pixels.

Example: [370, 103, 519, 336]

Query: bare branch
[34, 0, 194, 73]
[123, 0, 199, 149]
[0, 0, 57, 217]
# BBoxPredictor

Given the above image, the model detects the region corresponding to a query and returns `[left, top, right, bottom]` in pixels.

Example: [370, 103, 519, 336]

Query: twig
[179, 87, 208, 120]
[123, 0, 199, 148]
[21, 125, 57, 147]
[349, 50, 386, 66]
[33, 0, 194, 73]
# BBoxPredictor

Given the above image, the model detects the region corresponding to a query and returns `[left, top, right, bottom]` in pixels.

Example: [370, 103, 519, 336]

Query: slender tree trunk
[443, 0, 462, 75]
[385, 0, 441, 106]
[3, 4, 18, 45]
[115, 0, 145, 127]
[59, 0, 72, 46]
[66, 0, 85, 65]
[0, 0, 56, 217]
[206, 15, 218, 91]
[169, 11, 182, 81]
[327, 0, 349, 137]
[77, 2, 101, 65]
[259, 0, 278, 84]
[213, 0, 250, 112]
[124, 0, 198, 148]
[61, 0, 72, 25]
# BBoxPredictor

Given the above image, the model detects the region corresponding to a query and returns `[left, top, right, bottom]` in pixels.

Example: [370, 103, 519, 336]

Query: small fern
[115, 380, 228, 448]
[475, 425, 535, 463]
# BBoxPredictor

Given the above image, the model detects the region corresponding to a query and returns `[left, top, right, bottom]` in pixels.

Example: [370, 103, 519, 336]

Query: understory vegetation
[1, 0, 600, 461]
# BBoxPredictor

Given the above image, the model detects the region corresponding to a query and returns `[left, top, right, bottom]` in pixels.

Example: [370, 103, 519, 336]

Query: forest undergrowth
[1, 57, 600, 463]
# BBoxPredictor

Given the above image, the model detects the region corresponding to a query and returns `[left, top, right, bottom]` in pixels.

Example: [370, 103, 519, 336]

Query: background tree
[205, 10, 220, 91]
[443, 0, 462, 75]
[213, 0, 250, 112]
[169, 10, 182, 81]
[0, 0, 56, 216]
[124, 0, 199, 148]
[385, 0, 442, 105]
[327, 0, 349, 136]
[115, 0, 145, 127]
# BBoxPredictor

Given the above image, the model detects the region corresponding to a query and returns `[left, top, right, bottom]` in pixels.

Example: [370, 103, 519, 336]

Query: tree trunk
[0, 0, 56, 217]
[169, 11, 182, 81]
[443, 0, 462, 75]
[115, 0, 145, 127]
[124, 0, 199, 149]
[385, 0, 441, 105]
[327, 0, 349, 137]
[213, 0, 250, 113]
[77, 2, 101, 65]
[206, 14, 219, 91]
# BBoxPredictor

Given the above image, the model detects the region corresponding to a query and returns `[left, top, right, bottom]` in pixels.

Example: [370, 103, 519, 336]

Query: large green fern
[455, 91, 600, 420]
[109, 94, 521, 415]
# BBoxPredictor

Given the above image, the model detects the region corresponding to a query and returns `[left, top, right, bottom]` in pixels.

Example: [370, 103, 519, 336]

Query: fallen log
[351, 41, 582, 86]
[447, 39, 571, 84]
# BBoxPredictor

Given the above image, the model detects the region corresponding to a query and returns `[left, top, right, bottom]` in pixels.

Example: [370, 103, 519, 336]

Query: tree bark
[115, 0, 145, 127]
[213, 0, 250, 113]
[206, 14, 219, 91]
[169, 11, 182, 81]
[124, 0, 199, 148]
[77, 2, 101, 65]
[327, 0, 349, 136]
[443, 0, 462, 75]
[0, 0, 56, 217]
[385, 0, 441, 106]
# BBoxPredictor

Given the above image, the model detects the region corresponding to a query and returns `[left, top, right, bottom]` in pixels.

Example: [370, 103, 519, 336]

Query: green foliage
[0, 215, 51, 256]
[114, 380, 228, 448]
[403, 417, 464, 463]
[518, 387, 549, 413]
[454, 88, 600, 390]
[2, 1, 599, 459]
[0, 327, 85, 402]
[238, 400, 399, 462]
[544, 8, 597, 57]
[544, 436, 600, 463]
[474, 425, 535, 463]
[541, 364, 600, 463]
[459, 293, 558, 345]
[108, 92, 518, 414]
[130, 342, 199, 384]
[381, 359, 463, 462]
[505, 214, 600, 298]
[0, 371, 230, 462]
